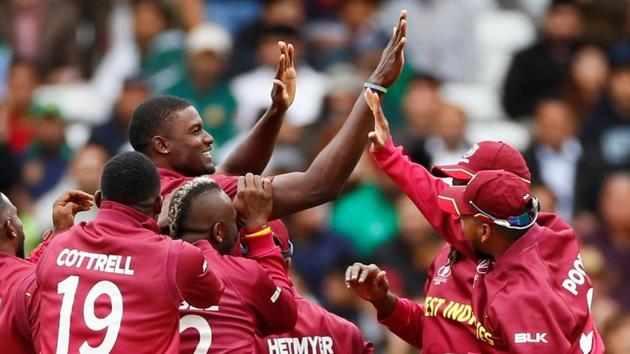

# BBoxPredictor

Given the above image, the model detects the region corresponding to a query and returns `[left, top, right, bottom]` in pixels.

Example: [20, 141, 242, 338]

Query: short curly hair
[128, 95, 192, 154]
[100, 151, 160, 206]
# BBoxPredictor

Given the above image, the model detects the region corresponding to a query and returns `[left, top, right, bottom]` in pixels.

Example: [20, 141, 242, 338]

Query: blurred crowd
[1, 0, 629, 352]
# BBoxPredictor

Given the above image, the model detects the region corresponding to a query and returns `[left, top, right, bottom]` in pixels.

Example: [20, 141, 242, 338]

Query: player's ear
[94, 191, 103, 208]
[153, 136, 169, 155]
[211, 222, 224, 245]
[153, 195, 163, 216]
[5, 219, 17, 238]
[479, 223, 492, 243]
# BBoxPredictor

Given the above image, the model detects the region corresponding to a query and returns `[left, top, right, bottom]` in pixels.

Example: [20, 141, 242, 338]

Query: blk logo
[514, 333, 548, 344]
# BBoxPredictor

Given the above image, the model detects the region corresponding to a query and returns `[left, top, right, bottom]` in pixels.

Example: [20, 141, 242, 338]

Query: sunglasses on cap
[469, 198, 539, 230]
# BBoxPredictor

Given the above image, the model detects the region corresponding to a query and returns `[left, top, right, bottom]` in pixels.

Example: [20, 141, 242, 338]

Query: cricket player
[0, 190, 93, 354]
[168, 175, 298, 353]
[33, 152, 225, 354]
[347, 89, 603, 353]
[255, 220, 374, 354]
[128, 11, 408, 221]
[435, 170, 604, 353]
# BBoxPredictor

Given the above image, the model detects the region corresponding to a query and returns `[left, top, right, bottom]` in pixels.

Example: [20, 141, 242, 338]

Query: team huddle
[0, 9, 605, 354]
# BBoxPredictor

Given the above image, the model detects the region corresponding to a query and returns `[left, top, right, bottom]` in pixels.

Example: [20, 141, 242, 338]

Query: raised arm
[365, 87, 474, 257]
[216, 42, 296, 176]
[267, 10, 407, 219]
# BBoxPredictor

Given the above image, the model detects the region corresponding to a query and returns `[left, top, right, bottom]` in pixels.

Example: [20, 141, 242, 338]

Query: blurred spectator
[610, 6, 630, 65]
[378, 0, 480, 81]
[165, 23, 236, 149]
[231, 25, 327, 131]
[0, 0, 80, 81]
[230, 0, 305, 76]
[530, 184, 558, 213]
[21, 103, 71, 199]
[306, 0, 383, 71]
[602, 313, 630, 354]
[425, 102, 470, 167]
[0, 59, 40, 154]
[203, 0, 261, 35]
[563, 43, 610, 123]
[503, 0, 583, 118]
[391, 73, 440, 167]
[287, 204, 355, 299]
[582, 173, 630, 310]
[331, 151, 399, 258]
[307, 63, 363, 160]
[373, 194, 442, 298]
[89, 76, 150, 156]
[524, 98, 583, 220]
[0, 107, 20, 194]
[34, 144, 109, 233]
[582, 62, 630, 168]
[133, 0, 186, 92]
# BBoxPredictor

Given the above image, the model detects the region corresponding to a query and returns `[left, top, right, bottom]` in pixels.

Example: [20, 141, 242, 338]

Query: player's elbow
[184, 276, 225, 309]
[264, 295, 298, 335]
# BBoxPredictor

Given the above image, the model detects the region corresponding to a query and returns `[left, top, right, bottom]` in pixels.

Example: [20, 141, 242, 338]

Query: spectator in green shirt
[166, 23, 237, 150]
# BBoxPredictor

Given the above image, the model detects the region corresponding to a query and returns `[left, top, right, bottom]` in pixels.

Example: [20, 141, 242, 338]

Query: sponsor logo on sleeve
[514, 332, 548, 344]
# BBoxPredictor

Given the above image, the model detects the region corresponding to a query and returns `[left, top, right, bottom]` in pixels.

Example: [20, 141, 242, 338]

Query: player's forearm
[378, 296, 424, 349]
[268, 97, 373, 219]
[218, 105, 286, 176]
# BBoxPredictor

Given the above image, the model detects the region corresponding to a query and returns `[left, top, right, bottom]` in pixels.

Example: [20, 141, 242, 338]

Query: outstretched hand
[270, 41, 297, 112]
[345, 262, 391, 302]
[234, 173, 273, 230]
[52, 190, 94, 233]
[368, 9, 407, 88]
[364, 88, 390, 150]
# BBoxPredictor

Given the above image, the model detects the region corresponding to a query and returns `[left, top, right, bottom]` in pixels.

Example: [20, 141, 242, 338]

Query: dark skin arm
[267, 10, 407, 220]
[346, 262, 398, 318]
[216, 42, 296, 176]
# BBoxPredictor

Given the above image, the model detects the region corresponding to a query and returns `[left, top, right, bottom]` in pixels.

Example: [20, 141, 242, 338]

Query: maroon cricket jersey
[256, 295, 374, 354]
[34, 201, 224, 354]
[159, 168, 238, 199]
[179, 238, 297, 354]
[471, 214, 605, 353]
[371, 139, 604, 353]
[252, 224, 374, 354]
[371, 138, 483, 353]
[0, 253, 36, 354]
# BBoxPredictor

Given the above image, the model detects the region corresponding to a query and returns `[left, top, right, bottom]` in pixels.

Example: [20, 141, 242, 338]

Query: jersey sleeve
[245, 263, 298, 336]
[370, 138, 474, 258]
[241, 232, 298, 335]
[241, 231, 293, 290]
[213, 175, 239, 199]
[26, 230, 55, 264]
[173, 241, 225, 309]
[378, 297, 424, 349]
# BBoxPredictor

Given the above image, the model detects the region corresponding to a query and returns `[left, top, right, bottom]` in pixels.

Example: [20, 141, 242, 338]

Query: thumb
[376, 270, 389, 289]
[368, 131, 384, 148]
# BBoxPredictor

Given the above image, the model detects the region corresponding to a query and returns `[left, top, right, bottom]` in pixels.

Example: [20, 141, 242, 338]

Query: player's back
[257, 295, 374, 354]
[180, 242, 282, 354]
[0, 254, 36, 354]
[35, 201, 195, 354]
[536, 212, 605, 353]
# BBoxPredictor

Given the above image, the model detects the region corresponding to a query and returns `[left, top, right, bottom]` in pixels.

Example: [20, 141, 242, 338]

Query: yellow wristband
[245, 226, 272, 238]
